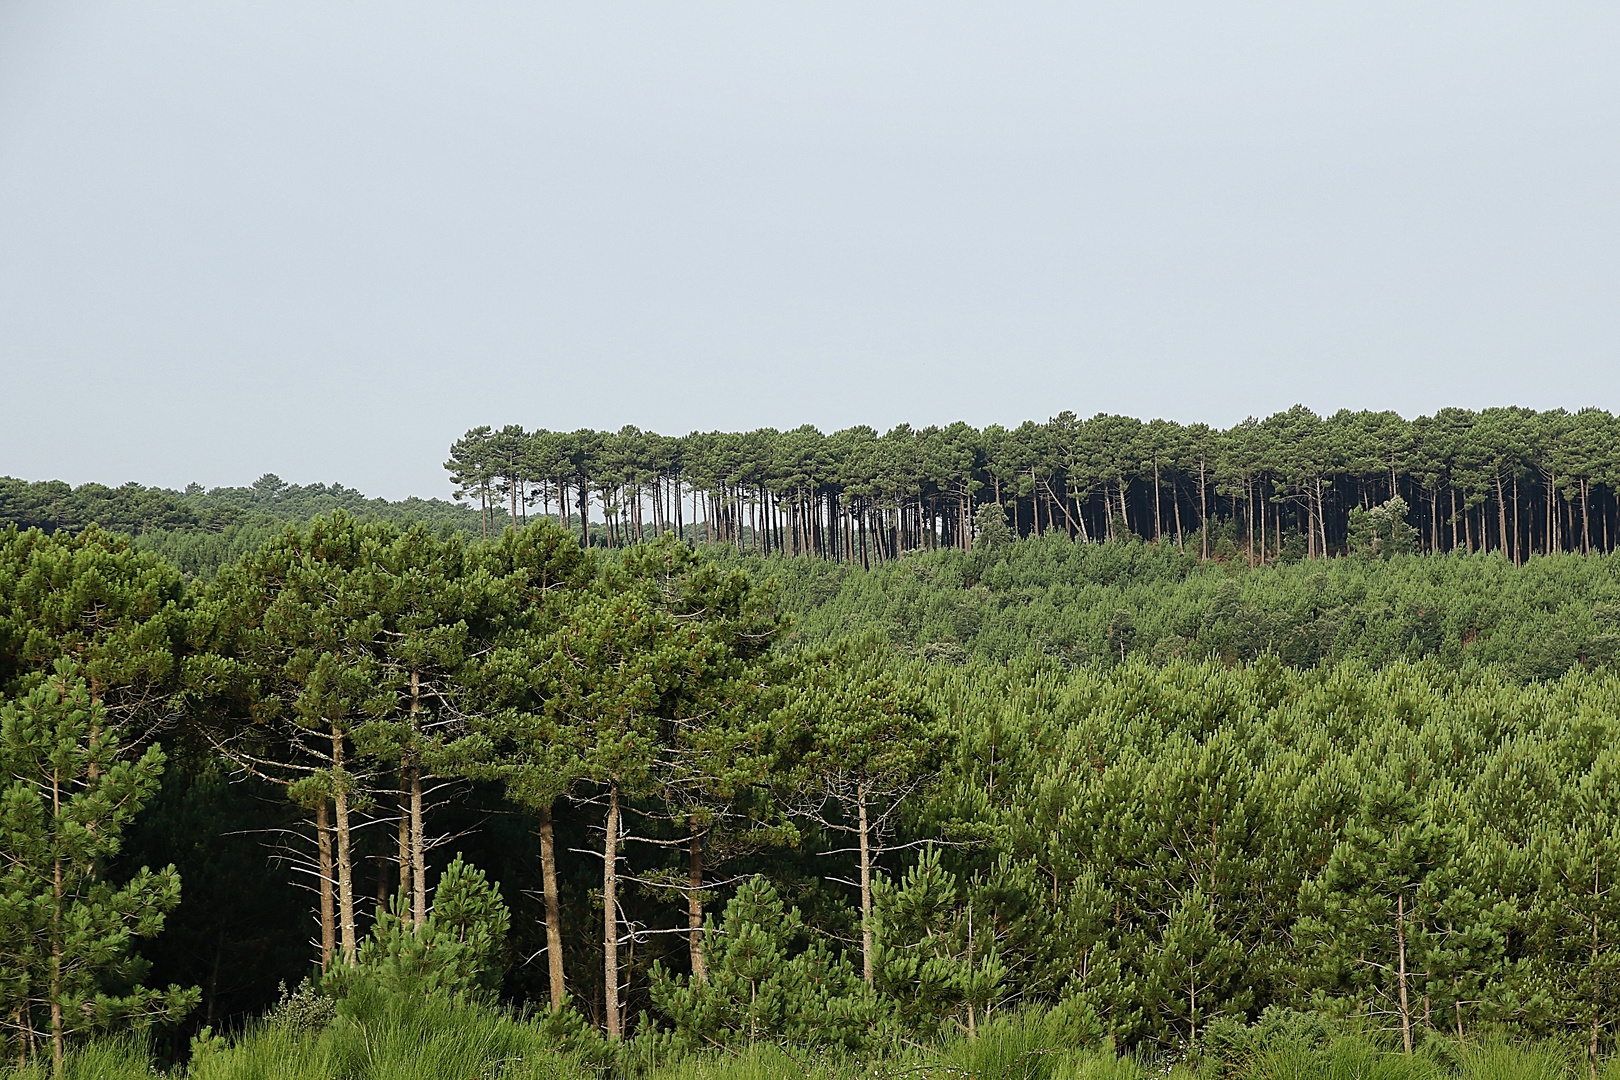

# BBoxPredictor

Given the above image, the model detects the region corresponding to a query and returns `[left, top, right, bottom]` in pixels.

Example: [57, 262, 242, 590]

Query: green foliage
[266, 979, 336, 1036]
[873, 845, 1007, 1038]
[1, 475, 480, 581]
[329, 856, 510, 1001]
[649, 876, 876, 1050]
[0, 666, 196, 1070]
[1348, 497, 1420, 559]
[730, 537, 1620, 679]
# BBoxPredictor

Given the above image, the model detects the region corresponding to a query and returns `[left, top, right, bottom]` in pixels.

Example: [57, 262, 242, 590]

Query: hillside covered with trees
[7, 491, 1620, 1079]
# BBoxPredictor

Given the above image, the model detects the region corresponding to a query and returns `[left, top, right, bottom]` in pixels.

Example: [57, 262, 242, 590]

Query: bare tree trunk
[1513, 474, 1521, 565]
[332, 727, 357, 965]
[396, 774, 410, 909]
[50, 770, 63, 1078]
[539, 804, 566, 1008]
[1153, 457, 1162, 542]
[1496, 474, 1509, 556]
[602, 784, 622, 1040]
[409, 668, 427, 929]
[410, 760, 426, 929]
[1172, 477, 1184, 552]
[1397, 891, 1411, 1054]
[859, 782, 874, 986]
[319, 800, 336, 972]
[688, 825, 708, 982]
[1200, 458, 1208, 560]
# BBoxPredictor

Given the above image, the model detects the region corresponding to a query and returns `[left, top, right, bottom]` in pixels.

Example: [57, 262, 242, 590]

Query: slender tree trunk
[410, 760, 426, 929]
[332, 727, 357, 964]
[1258, 481, 1266, 562]
[539, 803, 565, 1008]
[579, 476, 591, 549]
[318, 800, 335, 972]
[1247, 480, 1256, 566]
[1173, 477, 1184, 552]
[408, 669, 427, 928]
[396, 773, 411, 908]
[603, 784, 622, 1040]
[50, 768, 63, 1078]
[1583, 479, 1592, 555]
[688, 825, 708, 982]
[858, 782, 874, 986]
[1397, 891, 1412, 1054]
[1513, 474, 1521, 565]
[1200, 458, 1209, 559]
[1153, 457, 1162, 541]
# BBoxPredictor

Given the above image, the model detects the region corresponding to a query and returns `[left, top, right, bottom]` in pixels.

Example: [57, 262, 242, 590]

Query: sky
[2, 3, 1618, 500]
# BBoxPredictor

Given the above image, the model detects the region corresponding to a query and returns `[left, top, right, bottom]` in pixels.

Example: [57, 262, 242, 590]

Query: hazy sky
[2, 3, 1618, 499]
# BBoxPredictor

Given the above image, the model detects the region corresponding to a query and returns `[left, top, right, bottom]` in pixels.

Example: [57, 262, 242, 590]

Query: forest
[443, 406, 1620, 563]
[6, 413, 1620, 1080]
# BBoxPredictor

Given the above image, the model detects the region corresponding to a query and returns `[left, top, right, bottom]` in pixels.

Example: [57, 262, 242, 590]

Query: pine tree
[649, 876, 875, 1050]
[329, 854, 510, 1001]
[785, 639, 947, 986]
[0, 665, 196, 1074]
[872, 844, 1008, 1038]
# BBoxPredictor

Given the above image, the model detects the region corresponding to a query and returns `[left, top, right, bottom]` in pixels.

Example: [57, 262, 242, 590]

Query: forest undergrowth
[16, 1004, 1620, 1080]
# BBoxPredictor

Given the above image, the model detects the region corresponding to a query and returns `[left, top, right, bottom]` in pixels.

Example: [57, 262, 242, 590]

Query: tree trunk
[1172, 477, 1184, 552]
[332, 727, 357, 965]
[50, 768, 63, 1078]
[1200, 458, 1208, 560]
[602, 784, 622, 1040]
[688, 825, 708, 982]
[410, 760, 426, 929]
[859, 782, 874, 986]
[396, 773, 411, 910]
[1513, 474, 1521, 565]
[1153, 457, 1162, 542]
[409, 668, 427, 928]
[539, 803, 566, 1008]
[579, 476, 591, 549]
[319, 800, 336, 973]
[1397, 890, 1411, 1054]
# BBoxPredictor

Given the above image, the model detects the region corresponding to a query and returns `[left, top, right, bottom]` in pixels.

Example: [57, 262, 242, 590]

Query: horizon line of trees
[447, 405, 1620, 565]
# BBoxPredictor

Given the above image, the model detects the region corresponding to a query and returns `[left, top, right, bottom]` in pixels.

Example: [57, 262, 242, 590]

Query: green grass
[3, 1008, 1610, 1080]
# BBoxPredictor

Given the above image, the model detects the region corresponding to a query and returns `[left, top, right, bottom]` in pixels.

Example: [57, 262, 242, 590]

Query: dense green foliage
[0, 474, 479, 581]
[10, 494, 1620, 1076]
[719, 537, 1620, 679]
[448, 406, 1620, 563]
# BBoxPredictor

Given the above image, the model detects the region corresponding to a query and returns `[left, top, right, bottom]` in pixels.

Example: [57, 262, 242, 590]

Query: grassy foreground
[7, 998, 1619, 1080]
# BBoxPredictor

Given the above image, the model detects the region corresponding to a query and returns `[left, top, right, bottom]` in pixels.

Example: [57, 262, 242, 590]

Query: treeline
[9, 517, 1620, 1074]
[0, 473, 480, 579]
[447, 406, 1620, 563]
[717, 536, 1620, 680]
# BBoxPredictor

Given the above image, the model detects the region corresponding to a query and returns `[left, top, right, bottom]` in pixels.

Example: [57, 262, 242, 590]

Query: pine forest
[8, 407, 1620, 1080]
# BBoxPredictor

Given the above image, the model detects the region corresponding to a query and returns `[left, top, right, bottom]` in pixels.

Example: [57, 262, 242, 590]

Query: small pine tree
[649, 876, 876, 1049]
[328, 854, 510, 1001]
[0, 664, 196, 1074]
[873, 845, 1008, 1039]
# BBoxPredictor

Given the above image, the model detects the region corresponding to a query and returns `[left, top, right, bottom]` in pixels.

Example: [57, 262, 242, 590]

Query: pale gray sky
[2, 3, 1617, 499]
